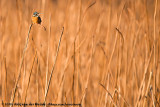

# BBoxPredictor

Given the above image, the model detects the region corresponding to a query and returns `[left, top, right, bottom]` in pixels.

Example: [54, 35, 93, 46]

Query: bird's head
[33, 12, 41, 17]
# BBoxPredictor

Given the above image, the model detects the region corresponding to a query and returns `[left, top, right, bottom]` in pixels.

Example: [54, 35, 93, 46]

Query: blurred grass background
[1, 0, 160, 106]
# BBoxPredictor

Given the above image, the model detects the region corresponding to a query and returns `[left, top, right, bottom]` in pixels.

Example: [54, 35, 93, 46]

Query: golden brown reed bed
[1, 0, 160, 106]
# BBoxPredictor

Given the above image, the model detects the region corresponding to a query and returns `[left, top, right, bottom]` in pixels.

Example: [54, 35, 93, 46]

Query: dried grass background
[1, 0, 160, 106]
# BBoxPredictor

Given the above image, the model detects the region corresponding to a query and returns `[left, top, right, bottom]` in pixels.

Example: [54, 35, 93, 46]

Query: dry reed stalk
[98, 44, 108, 61]
[112, 89, 120, 107]
[118, 28, 124, 104]
[82, 33, 94, 104]
[10, 24, 33, 107]
[16, 0, 22, 43]
[153, 0, 158, 68]
[114, 89, 130, 106]
[99, 83, 117, 107]
[144, 0, 149, 35]
[4, 57, 7, 104]
[127, 24, 142, 73]
[106, 0, 111, 51]
[97, 35, 108, 106]
[41, 0, 45, 14]
[144, 0, 150, 55]
[80, 87, 87, 104]
[114, 27, 124, 106]
[153, 0, 158, 98]
[30, 39, 46, 67]
[44, 27, 64, 102]
[133, 58, 139, 101]
[104, 74, 110, 106]
[1, 57, 7, 106]
[144, 33, 150, 71]
[55, 74, 64, 103]
[38, 64, 45, 96]
[36, 58, 39, 106]
[115, 28, 124, 43]
[75, 0, 82, 104]
[1, 15, 6, 106]
[72, 41, 76, 104]
[21, 57, 26, 105]
[75, 36, 87, 51]
[150, 85, 156, 107]
[44, 14, 51, 107]
[143, 71, 153, 106]
[24, 51, 37, 105]
[64, 92, 68, 107]
[135, 44, 154, 106]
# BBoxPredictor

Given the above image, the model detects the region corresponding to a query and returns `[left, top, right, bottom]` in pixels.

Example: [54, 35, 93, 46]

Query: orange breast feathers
[32, 16, 42, 24]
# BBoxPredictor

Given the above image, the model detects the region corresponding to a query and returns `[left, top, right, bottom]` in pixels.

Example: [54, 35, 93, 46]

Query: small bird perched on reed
[32, 11, 46, 30]
[32, 12, 42, 24]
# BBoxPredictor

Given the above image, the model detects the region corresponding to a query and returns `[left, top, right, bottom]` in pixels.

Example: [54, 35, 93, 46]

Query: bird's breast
[32, 16, 41, 24]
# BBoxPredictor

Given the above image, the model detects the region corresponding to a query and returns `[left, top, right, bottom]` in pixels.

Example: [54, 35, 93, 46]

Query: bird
[31, 11, 46, 30]
[32, 12, 42, 24]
